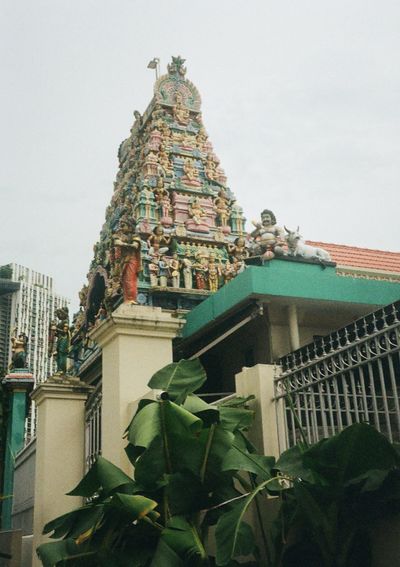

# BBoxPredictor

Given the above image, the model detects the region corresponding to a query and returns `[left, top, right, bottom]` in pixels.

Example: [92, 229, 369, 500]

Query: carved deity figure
[196, 128, 207, 152]
[147, 225, 171, 255]
[48, 307, 71, 374]
[250, 209, 285, 259]
[158, 150, 173, 177]
[182, 158, 201, 187]
[181, 254, 193, 290]
[223, 260, 235, 284]
[189, 197, 207, 224]
[169, 254, 180, 288]
[214, 189, 231, 227]
[113, 218, 141, 303]
[205, 157, 217, 181]
[193, 256, 208, 290]
[228, 236, 249, 262]
[207, 255, 221, 292]
[10, 331, 28, 370]
[173, 92, 190, 126]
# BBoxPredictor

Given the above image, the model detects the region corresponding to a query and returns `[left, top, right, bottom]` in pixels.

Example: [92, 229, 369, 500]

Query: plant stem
[249, 473, 272, 567]
[200, 423, 216, 483]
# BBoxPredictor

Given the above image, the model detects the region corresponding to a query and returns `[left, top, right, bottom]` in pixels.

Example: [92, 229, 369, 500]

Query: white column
[31, 377, 92, 566]
[235, 364, 286, 458]
[90, 304, 184, 474]
[287, 304, 300, 351]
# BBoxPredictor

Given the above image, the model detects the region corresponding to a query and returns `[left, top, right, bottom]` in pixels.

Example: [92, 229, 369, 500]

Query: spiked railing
[275, 300, 400, 446]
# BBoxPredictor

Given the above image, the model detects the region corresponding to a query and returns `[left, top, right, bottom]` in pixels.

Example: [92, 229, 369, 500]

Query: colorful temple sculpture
[76, 56, 247, 334]
[72, 57, 333, 364]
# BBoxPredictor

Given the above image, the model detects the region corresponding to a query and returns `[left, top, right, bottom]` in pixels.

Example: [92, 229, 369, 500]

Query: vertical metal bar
[341, 373, 352, 427]
[377, 357, 393, 442]
[387, 353, 400, 441]
[317, 381, 329, 438]
[325, 377, 336, 436]
[309, 386, 319, 443]
[332, 377, 344, 432]
[349, 369, 360, 422]
[358, 365, 371, 425]
[367, 361, 381, 431]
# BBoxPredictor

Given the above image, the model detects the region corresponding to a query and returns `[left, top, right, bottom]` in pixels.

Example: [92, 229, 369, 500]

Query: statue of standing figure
[48, 307, 71, 375]
[10, 330, 28, 370]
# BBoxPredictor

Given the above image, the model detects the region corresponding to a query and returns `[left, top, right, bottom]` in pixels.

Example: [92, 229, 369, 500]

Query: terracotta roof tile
[306, 241, 400, 274]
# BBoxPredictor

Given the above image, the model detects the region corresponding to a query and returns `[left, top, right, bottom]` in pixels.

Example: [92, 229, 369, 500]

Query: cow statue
[284, 227, 331, 262]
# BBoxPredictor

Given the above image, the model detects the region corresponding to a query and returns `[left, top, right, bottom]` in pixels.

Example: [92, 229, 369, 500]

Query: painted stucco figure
[10, 330, 28, 370]
[250, 209, 285, 259]
[113, 218, 142, 303]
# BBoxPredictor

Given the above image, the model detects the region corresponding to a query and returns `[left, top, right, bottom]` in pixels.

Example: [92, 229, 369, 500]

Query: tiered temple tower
[77, 56, 246, 333]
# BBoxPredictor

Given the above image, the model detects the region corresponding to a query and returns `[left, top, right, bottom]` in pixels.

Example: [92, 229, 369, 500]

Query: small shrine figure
[228, 236, 249, 262]
[78, 284, 88, 308]
[48, 307, 71, 374]
[232, 257, 246, 276]
[137, 186, 156, 220]
[214, 189, 231, 228]
[181, 253, 193, 290]
[147, 128, 162, 152]
[230, 201, 245, 234]
[205, 157, 217, 181]
[105, 275, 122, 310]
[10, 330, 28, 369]
[250, 209, 286, 259]
[158, 255, 170, 287]
[196, 128, 207, 152]
[223, 260, 235, 284]
[207, 254, 221, 292]
[193, 255, 208, 290]
[143, 151, 158, 177]
[173, 92, 190, 126]
[56, 323, 71, 374]
[148, 225, 172, 255]
[169, 254, 180, 288]
[95, 303, 107, 325]
[148, 254, 160, 287]
[181, 158, 202, 187]
[113, 218, 142, 303]
[189, 197, 207, 224]
[158, 150, 173, 177]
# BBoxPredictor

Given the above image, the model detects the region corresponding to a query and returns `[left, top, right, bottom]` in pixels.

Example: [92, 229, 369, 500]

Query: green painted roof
[182, 260, 400, 339]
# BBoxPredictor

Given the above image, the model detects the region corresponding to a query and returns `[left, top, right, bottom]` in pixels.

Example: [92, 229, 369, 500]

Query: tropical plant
[36, 359, 400, 566]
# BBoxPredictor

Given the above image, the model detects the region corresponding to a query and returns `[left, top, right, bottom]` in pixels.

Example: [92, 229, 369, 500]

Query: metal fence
[274, 300, 400, 446]
[85, 382, 102, 470]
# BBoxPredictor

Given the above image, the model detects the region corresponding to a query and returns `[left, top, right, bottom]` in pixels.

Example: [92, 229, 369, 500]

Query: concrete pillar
[287, 304, 300, 351]
[90, 303, 184, 473]
[235, 364, 286, 458]
[1, 370, 34, 529]
[31, 377, 92, 566]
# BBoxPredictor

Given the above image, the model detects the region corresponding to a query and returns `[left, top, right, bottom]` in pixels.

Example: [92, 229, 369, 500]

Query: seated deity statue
[250, 209, 286, 259]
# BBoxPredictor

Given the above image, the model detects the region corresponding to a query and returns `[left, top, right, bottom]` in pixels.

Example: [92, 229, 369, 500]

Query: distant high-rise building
[0, 264, 68, 438]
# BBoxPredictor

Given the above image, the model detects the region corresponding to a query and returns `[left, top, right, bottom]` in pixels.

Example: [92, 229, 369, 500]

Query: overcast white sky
[1, 0, 399, 309]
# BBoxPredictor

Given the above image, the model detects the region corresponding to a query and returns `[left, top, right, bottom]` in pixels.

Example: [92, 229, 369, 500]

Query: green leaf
[222, 444, 275, 482]
[37, 539, 91, 567]
[215, 500, 255, 566]
[219, 407, 254, 432]
[183, 394, 219, 425]
[151, 539, 184, 567]
[109, 493, 158, 521]
[128, 400, 202, 449]
[67, 456, 134, 497]
[148, 359, 207, 404]
[159, 516, 209, 564]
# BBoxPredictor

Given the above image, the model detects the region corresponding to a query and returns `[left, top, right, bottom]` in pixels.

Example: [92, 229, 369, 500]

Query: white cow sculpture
[284, 227, 331, 262]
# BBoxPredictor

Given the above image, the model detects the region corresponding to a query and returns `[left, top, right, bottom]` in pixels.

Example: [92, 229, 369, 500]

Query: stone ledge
[90, 304, 185, 347]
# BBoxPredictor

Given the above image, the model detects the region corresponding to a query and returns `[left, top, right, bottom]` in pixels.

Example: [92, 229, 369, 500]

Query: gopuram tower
[77, 56, 246, 332]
